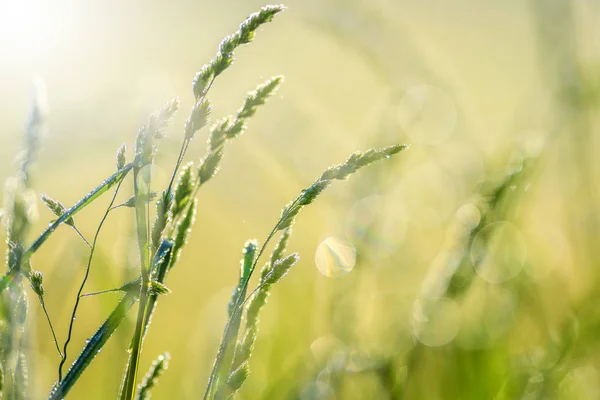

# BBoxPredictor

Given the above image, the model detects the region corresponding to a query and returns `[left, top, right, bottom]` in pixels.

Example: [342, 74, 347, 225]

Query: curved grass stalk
[204, 144, 408, 399]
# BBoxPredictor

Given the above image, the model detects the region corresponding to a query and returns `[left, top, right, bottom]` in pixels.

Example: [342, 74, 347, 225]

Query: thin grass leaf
[120, 192, 158, 209]
[24, 163, 133, 260]
[48, 291, 138, 400]
[81, 279, 140, 297]
[0, 163, 132, 292]
[58, 175, 126, 381]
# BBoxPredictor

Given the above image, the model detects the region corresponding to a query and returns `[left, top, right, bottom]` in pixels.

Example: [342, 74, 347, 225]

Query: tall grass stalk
[0, 5, 410, 400]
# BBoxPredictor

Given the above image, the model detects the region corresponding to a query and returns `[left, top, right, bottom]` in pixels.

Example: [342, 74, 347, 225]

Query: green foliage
[0, 5, 411, 400]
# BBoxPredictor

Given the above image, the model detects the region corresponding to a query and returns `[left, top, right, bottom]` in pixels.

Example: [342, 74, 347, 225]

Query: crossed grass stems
[0, 5, 408, 399]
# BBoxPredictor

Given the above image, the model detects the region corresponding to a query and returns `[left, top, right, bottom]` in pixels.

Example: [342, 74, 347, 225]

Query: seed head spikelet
[116, 143, 127, 170]
[198, 77, 283, 189]
[228, 240, 258, 318]
[40, 194, 75, 227]
[261, 253, 299, 286]
[171, 163, 195, 218]
[185, 98, 213, 140]
[171, 198, 197, 268]
[192, 5, 285, 99]
[236, 76, 283, 120]
[29, 270, 44, 297]
[149, 281, 171, 296]
[135, 353, 170, 400]
[151, 191, 172, 251]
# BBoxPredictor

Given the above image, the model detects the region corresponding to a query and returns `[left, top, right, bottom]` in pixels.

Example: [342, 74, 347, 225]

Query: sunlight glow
[0, 0, 61, 58]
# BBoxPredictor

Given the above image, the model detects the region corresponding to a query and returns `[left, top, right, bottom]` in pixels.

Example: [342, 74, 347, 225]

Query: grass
[0, 5, 407, 399]
[2, 1, 599, 399]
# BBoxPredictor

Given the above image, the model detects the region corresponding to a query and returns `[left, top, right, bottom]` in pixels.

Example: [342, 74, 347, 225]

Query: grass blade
[48, 291, 138, 400]
[25, 163, 133, 260]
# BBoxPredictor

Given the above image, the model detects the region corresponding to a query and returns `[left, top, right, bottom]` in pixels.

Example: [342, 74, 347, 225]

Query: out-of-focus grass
[1, 0, 600, 398]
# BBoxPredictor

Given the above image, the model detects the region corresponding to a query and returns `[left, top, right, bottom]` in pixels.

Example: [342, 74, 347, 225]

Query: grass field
[1, 1, 600, 399]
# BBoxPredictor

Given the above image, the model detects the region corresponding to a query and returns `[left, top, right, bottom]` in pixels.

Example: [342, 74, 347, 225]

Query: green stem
[120, 164, 151, 400]
[58, 179, 124, 381]
[39, 296, 62, 358]
[140, 241, 174, 345]
[48, 291, 138, 400]
[203, 198, 300, 399]
[120, 287, 149, 400]
[164, 75, 215, 203]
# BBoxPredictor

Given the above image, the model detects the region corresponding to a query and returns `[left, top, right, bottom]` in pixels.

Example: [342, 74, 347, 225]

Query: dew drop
[315, 237, 356, 278]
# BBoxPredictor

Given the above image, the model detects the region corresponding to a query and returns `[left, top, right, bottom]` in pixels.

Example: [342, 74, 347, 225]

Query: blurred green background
[2, 0, 600, 398]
